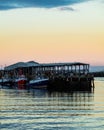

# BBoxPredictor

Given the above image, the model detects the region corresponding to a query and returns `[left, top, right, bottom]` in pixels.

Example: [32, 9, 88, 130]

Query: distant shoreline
[90, 71, 104, 77]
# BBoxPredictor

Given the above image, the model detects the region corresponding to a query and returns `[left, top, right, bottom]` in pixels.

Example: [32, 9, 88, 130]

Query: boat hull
[17, 80, 27, 89]
[14, 77, 27, 89]
[29, 79, 49, 89]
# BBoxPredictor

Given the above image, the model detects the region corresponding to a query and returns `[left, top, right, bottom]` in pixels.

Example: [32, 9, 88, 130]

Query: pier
[1, 61, 94, 91]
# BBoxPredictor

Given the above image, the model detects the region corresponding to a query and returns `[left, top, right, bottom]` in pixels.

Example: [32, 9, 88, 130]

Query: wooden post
[79, 65, 80, 74]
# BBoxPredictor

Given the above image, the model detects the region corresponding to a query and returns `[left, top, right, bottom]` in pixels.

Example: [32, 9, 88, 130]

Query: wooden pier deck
[48, 75, 94, 91]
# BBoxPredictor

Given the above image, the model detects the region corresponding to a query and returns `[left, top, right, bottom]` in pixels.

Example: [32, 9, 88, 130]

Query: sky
[0, 0, 104, 68]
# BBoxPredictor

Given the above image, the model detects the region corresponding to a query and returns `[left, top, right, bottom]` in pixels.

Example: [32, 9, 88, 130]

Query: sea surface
[0, 78, 104, 130]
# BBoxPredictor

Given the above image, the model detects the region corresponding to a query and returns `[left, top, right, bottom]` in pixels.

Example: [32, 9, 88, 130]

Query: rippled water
[0, 78, 104, 130]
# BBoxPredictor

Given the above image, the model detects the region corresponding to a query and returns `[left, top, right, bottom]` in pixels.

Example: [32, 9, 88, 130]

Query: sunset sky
[0, 0, 104, 68]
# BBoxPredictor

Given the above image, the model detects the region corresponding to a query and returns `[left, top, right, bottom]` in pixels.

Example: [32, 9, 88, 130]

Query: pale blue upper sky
[0, 0, 89, 10]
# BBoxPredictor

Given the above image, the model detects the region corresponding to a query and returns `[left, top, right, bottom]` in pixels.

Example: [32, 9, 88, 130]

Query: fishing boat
[15, 75, 27, 89]
[29, 78, 49, 89]
[0, 78, 12, 86]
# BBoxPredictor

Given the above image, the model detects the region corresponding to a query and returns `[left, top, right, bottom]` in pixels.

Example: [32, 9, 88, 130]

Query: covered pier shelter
[4, 62, 90, 78]
[3, 61, 94, 91]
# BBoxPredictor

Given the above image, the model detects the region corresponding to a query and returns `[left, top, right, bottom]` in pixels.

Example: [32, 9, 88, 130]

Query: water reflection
[0, 88, 94, 112]
[0, 87, 104, 130]
[1, 78, 104, 130]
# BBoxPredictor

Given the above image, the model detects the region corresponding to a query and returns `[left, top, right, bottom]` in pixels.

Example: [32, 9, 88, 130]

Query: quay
[0, 61, 94, 91]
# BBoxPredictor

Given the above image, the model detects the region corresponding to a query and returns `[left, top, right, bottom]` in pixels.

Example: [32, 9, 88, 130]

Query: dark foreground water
[0, 78, 104, 130]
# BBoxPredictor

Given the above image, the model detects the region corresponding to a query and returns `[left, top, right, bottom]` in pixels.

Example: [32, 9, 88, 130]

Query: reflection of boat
[29, 78, 49, 89]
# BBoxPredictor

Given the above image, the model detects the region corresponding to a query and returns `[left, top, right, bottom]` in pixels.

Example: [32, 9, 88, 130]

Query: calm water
[0, 78, 104, 130]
